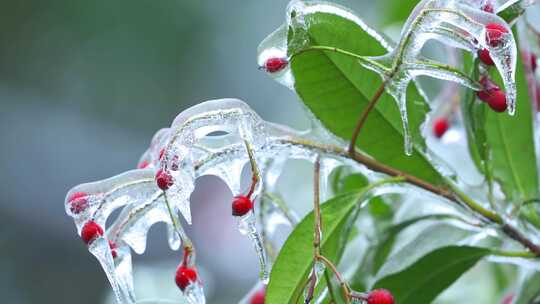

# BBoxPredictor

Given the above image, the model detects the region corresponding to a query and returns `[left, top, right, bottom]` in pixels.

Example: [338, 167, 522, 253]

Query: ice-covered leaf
[373, 223, 481, 280]
[258, 1, 444, 184]
[372, 246, 490, 304]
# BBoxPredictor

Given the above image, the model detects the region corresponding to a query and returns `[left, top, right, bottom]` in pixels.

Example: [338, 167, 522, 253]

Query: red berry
[81, 221, 104, 244]
[156, 169, 173, 190]
[432, 118, 449, 138]
[264, 57, 288, 73]
[68, 192, 89, 214]
[250, 288, 265, 304]
[481, 3, 494, 13]
[486, 89, 507, 112]
[531, 53, 537, 71]
[477, 76, 500, 102]
[367, 289, 395, 304]
[501, 293, 514, 304]
[109, 240, 118, 258]
[232, 195, 253, 216]
[137, 160, 150, 169]
[478, 48, 494, 65]
[485, 23, 508, 47]
[175, 266, 198, 291]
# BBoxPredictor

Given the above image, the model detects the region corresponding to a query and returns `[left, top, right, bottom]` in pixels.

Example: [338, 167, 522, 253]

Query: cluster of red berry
[432, 17, 515, 139]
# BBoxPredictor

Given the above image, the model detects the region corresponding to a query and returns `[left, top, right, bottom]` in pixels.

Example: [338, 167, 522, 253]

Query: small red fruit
[367, 289, 395, 304]
[175, 266, 198, 291]
[137, 160, 150, 169]
[264, 57, 288, 73]
[156, 169, 173, 190]
[501, 293, 514, 304]
[481, 2, 494, 13]
[109, 240, 118, 259]
[531, 53, 537, 71]
[81, 221, 104, 244]
[232, 195, 254, 216]
[485, 23, 508, 47]
[249, 288, 265, 304]
[478, 48, 494, 65]
[433, 118, 449, 139]
[68, 192, 89, 214]
[486, 89, 507, 112]
[477, 76, 500, 101]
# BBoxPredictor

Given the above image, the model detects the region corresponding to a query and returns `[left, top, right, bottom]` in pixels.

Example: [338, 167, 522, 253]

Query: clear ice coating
[258, 0, 519, 154]
[237, 212, 270, 284]
[67, 98, 371, 304]
[183, 282, 206, 304]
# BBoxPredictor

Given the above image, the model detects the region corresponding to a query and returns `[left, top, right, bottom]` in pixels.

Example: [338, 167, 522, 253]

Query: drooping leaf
[286, 8, 442, 184]
[372, 246, 490, 304]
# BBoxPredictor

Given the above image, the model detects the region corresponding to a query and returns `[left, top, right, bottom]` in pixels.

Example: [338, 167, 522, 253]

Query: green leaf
[497, 0, 530, 24]
[374, 223, 477, 280]
[265, 192, 360, 304]
[485, 42, 539, 205]
[266, 178, 402, 304]
[349, 214, 472, 291]
[285, 9, 443, 185]
[372, 246, 490, 304]
[379, 0, 420, 25]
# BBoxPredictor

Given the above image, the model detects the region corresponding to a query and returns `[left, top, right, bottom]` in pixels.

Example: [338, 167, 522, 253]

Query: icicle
[183, 282, 206, 304]
[88, 237, 131, 304]
[236, 212, 270, 284]
[167, 224, 181, 251]
[113, 244, 137, 303]
[318, 157, 343, 201]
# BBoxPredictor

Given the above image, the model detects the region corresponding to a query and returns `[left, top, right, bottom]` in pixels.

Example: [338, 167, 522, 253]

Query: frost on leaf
[258, 0, 518, 155]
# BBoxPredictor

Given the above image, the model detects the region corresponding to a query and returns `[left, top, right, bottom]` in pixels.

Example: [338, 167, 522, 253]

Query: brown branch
[348, 82, 387, 155]
[345, 82, 540, 257]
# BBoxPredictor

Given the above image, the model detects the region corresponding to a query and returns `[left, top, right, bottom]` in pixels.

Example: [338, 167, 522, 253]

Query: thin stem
[446, 180, 503, 224]
[348, 82, 386, 155]
[244, 140, 261, 199]
[313, 156, 322, 256]
[491, 249, 536, 258]
[194, 137, 540, 256]
[316, 255, 351, 304]
[164, 193, 192, 249]
[263, 192, 299, 225]
[305, 156, 322, 304]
